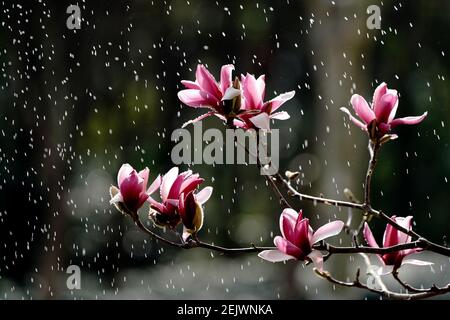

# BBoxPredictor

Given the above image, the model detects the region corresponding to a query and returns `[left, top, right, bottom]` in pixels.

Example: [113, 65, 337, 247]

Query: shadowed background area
[0, 0, 449, 299]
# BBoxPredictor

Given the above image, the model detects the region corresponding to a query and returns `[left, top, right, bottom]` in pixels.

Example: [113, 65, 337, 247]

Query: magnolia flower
[341, 82, 427, 140]
[364, 216, 433, 275]
[258, 209, 344, 270]
[177, 64, 241, 127]
[110, 164, 160, 216]
[235, 73, 295, 130]
[148, 167, 212, 229]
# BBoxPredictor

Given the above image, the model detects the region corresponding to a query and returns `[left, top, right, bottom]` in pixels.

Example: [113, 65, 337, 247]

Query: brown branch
[314, 241, 422, 255]
[278, 177, 450, 257]
[315, 268, 450, 300]
[264, 173, 292, 209]
[392, 270, 450, 294]
[281, 177, 364, 210]
[364, 140, 380, 207]
[133, 216, 274, 254]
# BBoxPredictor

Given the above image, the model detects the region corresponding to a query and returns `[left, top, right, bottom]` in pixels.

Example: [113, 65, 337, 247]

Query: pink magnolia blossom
[148, 167, 212, 229]
[258, 209, 344, 270]
[110, 164, 160, 214]
[177, 64, 241, 127]
[235, 73, 295, 130]
[364, 216, 433, 275]
[341, 82, 427, 139]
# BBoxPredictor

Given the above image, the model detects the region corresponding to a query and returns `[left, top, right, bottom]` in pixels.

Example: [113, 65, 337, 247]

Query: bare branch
[133, 216, 275, 254]
[315, 268, 450, 300]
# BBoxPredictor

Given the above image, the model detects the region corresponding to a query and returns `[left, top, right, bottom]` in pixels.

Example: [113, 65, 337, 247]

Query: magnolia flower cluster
[177, 64, 295, 130]
[111, 64, 431, 277]
[110, 164, 212, 240]
[258, 210, 432, 273]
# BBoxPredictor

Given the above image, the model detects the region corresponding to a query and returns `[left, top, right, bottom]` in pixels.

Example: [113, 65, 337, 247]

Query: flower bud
[179, 191, 204, 241]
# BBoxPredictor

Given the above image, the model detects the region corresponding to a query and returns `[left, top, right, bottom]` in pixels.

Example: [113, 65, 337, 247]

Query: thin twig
[392, 270, 450, 294]
[315, 268, 450, 300]
[134, 216, 274, 254]
[364, 140, 380, 207]
[314, 241, 422, 255]
[278, 178, 450, 257]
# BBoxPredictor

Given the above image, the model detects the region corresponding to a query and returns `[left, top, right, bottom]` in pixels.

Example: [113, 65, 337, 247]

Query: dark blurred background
[0, 0, 449, 299]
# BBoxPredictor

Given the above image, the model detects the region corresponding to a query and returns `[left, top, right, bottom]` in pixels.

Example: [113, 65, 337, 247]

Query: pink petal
[220, 64, 234, 94]
[221, 87, 241, 101]
[394, 216, 413, 245]
[386, 89, 399, 122]
[379, 122, 391, 135]
[363, 222, 379, 248]
[308, 225, 314, 243]
[375, 91, 398, 124]
[167, 199, 179, 207]
[147, 175, 162, 195]
[167, 174, 186, 200]
[196, 186, 213, 204]
[383, 216, 399, 247]
[256, 75, 266, 102]
[311, 220, 344, 244]
[293, 218, 311, 253]
[177, 89, 218, 108]
[350, 94, 376, 124]
[180, 176, 204, 195]
[267, 91, 295, 113]
[117, 163, 133, 186]
[270, 111, 290, 120]
[120, 171, 143, 198]
[196, 64, 221, 100]
[340, 107, 368, 130]
[137, 192, 150, 210]
[119, 172, 145, 211]
[242, 73, 264, 109]
[258, 250, 296, 263]
[138, 167, 149, 191]
[149, 200, 167, 214]
[280, 208, 298, 240]
[390, 112, 428, 128]
[307, 250, 324, 271]
[401, 259, 433, 266]
[372, 82, 387, 112]
[249, 112, 271, 130]
[160, 167, 179, 202]
[274, 236, 302, 258]
[182, 111, 216, 128]
[181, 80, 200, 90]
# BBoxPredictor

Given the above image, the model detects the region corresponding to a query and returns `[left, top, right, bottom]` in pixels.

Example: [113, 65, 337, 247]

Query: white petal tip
[258, 250, 295, 263]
